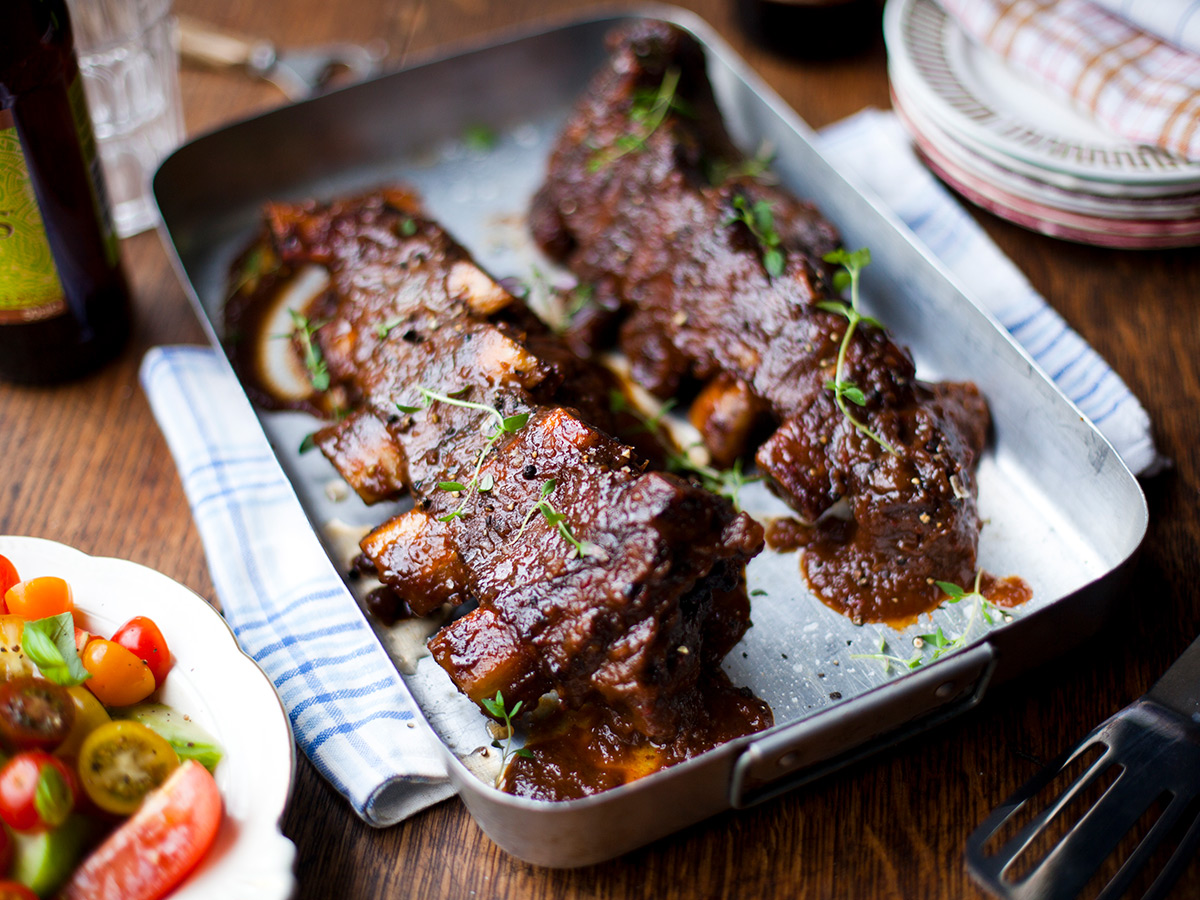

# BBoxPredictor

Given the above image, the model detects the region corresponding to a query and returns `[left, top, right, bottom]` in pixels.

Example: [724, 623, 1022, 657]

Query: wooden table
[3, 0, 1199, 896]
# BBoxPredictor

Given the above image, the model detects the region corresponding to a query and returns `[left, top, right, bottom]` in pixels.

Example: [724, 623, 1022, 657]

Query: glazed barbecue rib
[530, 21, 991, 624]
[227, 189, 771, 757]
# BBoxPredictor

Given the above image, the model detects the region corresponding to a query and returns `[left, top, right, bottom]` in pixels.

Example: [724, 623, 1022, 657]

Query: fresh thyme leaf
[540, 478, 556, 498]
[438, 481, 467, 493]
[417, 388, 531, 522]
[396, 403, 422, 414]
[706, 142, 777, 186]
[750, 589, 768, 597]
[285, 310, 330, 392]
[819, 248, 897, 455]
[478, 473, 494, 493]
[728, 195, 785, 278]
[480, 690, 528, 787]
[666, 452, 760, 511]
[516, 748, 535, 759]
[377, 317, 404, 339]
[463, 123, 498, 152]
[399, 218, 418, 237]
[589, 67, 685, 171]
[299, 433, 318, 454]
[502, 413, 530, 432]
[936, 580, 967, 601]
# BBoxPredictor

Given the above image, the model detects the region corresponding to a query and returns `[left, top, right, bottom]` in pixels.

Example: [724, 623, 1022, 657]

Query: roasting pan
[153, 5, 1148, 867]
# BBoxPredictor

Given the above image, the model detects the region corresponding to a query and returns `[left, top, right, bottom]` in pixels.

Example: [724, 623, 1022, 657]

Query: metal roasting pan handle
[730, 643, 997, 808]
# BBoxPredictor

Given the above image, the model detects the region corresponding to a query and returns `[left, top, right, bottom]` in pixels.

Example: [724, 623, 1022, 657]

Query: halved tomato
[59, 761, 222, 900]
[77, 721, 178, 816]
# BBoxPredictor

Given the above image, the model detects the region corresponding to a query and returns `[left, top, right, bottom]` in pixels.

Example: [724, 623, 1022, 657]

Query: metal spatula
[966, 634, 1200, 900]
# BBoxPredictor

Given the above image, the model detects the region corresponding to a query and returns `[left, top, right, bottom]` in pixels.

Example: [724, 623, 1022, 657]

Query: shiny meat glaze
[231, 190, 771, 759]
[530, 21, 991, 624]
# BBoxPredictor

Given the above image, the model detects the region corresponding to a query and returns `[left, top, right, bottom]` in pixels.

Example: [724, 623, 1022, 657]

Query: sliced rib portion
[530, 21, 990, 623]
[227, 189, 771, 765]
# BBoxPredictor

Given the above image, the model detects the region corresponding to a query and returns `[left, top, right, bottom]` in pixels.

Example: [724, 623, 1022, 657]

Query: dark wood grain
[2, 0, 1198, 897]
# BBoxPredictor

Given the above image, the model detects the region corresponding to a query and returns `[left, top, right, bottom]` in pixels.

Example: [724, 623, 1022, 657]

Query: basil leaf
[22, 613, 90, 687]
[35, 763, 72, 828]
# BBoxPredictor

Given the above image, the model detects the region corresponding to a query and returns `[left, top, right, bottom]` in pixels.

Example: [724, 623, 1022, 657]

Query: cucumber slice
[115, 703, 224, 772]
[12, 813, 94, 895]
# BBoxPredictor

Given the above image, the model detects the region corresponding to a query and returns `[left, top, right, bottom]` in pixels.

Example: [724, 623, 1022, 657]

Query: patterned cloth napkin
[139, 346, 456, 828]
[137, 108, 1159, 829]
[938, 0, 1200, 162]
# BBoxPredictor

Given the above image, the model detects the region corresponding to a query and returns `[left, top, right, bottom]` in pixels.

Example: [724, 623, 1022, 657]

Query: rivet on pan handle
[730, 643, 998, 809]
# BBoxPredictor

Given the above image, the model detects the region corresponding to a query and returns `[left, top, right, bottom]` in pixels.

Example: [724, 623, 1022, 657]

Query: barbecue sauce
[0, 0, 131, 383]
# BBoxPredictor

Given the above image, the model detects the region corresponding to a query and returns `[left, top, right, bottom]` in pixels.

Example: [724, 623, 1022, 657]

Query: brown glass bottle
[0, 0, 131, 384]
[735, 0, 883, 59]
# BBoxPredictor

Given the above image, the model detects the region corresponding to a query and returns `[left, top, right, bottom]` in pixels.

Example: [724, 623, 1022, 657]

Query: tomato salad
[0, 555, 224, 900]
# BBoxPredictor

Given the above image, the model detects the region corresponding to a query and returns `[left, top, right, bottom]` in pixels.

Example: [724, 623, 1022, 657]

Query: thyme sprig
[851, 573, 1012, 673]
[479, 690, 533, 788]
[400, 388, 530, 522]
[667, 453, 759, 511]
[818, 248, 896, 455]
[727, 195, 785, 277]
[589, 67, 687, 171]
[517, 479, 604, 559]
[284, 310, 330, 392]
[706, 142, 777, 186]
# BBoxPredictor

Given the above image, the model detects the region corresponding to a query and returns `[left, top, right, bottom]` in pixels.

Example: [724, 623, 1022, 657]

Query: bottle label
[0, 108, 68, 324]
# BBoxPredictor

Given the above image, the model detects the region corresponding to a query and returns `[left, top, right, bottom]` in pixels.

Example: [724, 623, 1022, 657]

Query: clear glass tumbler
[66, 0, 185, 237]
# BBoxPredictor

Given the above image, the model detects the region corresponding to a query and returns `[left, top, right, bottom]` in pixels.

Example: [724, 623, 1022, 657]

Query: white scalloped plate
[0, 536, 296, 900]
[884, 0, 1200, 188]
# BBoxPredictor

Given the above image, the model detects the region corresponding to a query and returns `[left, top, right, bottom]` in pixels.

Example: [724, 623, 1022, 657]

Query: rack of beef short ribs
[530, 21, 1022, 625]
[225, 188, 772, 799]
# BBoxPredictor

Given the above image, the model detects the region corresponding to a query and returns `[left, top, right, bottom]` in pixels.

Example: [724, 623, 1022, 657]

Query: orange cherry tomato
[80, 640, 155, 707]
[0, 556, 19, 605]
[59, 761, 222, 900]
[4, 576, 74, 620]
[111, 617, 172, 687]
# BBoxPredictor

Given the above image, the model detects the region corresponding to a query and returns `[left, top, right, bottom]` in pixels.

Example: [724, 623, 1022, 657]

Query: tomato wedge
[59, 761, 222, 900]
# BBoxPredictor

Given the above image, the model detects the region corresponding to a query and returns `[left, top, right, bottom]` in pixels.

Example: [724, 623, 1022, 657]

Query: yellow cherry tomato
[78, 720, 179, 815]
[81, 639, 156, 707]
[54, 684, 113, 760]
[4, 576, 74, 620]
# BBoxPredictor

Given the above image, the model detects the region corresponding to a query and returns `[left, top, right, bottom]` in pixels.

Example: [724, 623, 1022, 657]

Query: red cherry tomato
[0, 751, 76, 831]
[0, 882, 38, 900]
[81, 640, 156, 707]
[59, 761, 222, 900]
[75, 625, 93, 655]
[111, 617, 172, 687]
[4, 576, 74, 620]
[0, 556, 19, 604]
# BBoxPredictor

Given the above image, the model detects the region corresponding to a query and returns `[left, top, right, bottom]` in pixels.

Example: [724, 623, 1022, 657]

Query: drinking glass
[66, 0, 185, 237]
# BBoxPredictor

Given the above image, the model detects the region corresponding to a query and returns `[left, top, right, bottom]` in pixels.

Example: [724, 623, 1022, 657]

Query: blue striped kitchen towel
[140, 345, 455, 828]
[816, 108, 1159, 475]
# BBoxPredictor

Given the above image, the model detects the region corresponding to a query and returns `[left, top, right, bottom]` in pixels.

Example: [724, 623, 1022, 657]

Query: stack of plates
[883, 0, 1200, 248]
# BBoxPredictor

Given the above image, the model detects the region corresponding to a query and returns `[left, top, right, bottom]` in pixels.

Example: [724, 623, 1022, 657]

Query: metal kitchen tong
[966, 633, 1200, 900]
[177, 17, 386, 100]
